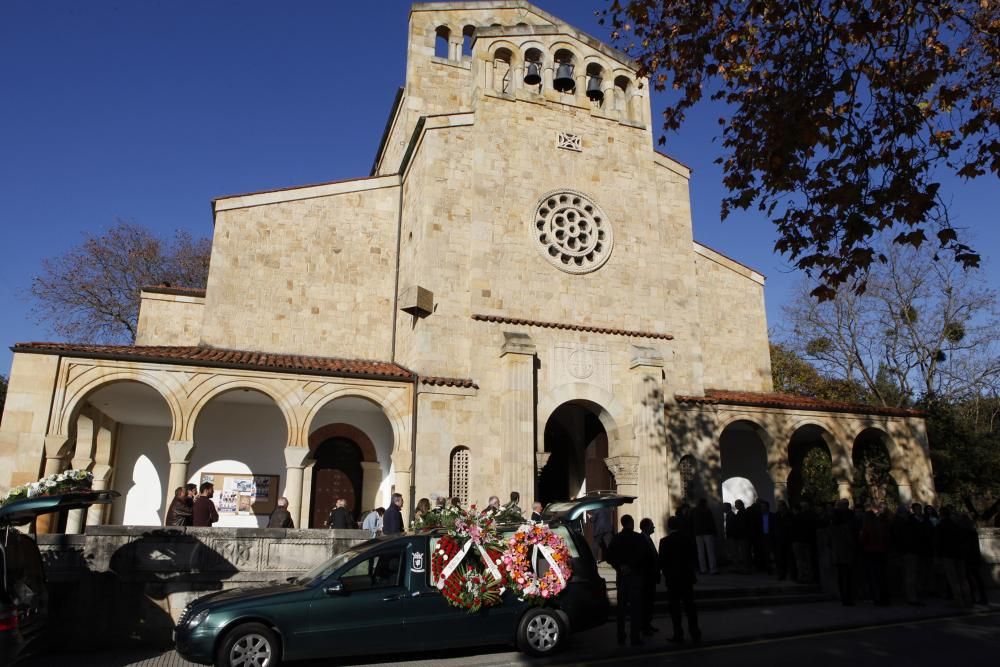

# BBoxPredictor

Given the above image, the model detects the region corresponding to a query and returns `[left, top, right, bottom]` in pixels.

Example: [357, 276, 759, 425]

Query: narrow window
[462, 25, 475, 58]
[678, 455, 697, 501]
[449, 446, 470, 506]
[434, 26, 450, 59]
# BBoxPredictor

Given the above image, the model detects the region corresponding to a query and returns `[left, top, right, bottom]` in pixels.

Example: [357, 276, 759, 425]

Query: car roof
[541, 492, 636, 522]
[0, 490, 119, 526]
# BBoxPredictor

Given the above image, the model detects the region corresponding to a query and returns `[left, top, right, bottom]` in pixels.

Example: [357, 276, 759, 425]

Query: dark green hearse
[175, 494, 632, 667]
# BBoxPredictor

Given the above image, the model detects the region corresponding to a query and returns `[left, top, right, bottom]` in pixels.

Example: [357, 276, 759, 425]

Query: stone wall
[693, 244, 772, 393]
[202, 176, 401, 361]
[135, 290, 204, 346]
[37, 526, 371, 648]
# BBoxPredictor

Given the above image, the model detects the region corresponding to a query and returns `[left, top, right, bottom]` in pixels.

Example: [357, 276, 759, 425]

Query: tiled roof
[12, 343, 413, 381]
[141, 285, 207, 298]
[675, 389, 923, 417]
[472, 314, 673, 340]
[419, 376, 478, 389]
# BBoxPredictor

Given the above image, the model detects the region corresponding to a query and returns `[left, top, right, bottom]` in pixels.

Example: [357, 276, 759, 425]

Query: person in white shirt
[362, 507, 385, 536]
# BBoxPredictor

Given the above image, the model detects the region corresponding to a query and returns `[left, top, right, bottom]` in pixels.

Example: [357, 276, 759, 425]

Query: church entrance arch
[719, 420, 773, 507]
[538, 400, 613, 506]
[310, 437, 363, 528]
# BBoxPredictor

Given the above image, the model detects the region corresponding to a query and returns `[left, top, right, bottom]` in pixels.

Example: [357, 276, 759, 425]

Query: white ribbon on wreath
[436, 539, 504, 589]
[531, 543, 567, 588]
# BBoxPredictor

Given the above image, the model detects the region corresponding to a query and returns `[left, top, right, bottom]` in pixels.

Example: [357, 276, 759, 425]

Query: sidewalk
[25, 592, 999, 667]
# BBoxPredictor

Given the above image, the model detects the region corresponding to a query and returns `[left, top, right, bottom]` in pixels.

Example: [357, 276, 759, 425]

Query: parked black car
[0, 490, 118, 665]
[175, 493, 633, 667]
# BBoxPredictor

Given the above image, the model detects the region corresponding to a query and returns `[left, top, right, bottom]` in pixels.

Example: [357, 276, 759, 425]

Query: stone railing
[37, 526, 372, 649]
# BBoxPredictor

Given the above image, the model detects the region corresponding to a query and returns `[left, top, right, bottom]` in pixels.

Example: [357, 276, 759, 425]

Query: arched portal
[852, 428, 899, 509]
[787, 425, 838, 506]
[307, 396, 393, 528]
[189, 388, 288, 528]
[719, 420, 773, 507]
[538, 400, 612, 505]
[74, 380, 174, 527]
[310, 437, 363, 528]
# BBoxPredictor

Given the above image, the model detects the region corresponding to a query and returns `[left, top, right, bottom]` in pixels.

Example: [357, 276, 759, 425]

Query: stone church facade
[0, 1, 935, 532]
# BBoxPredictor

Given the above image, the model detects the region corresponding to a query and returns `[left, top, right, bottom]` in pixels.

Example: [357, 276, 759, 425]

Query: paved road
[24, 606, 1000, 667]
[570, 613, 1000, 666]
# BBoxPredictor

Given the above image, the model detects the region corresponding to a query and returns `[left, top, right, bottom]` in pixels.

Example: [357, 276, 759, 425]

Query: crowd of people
[677, 496, 991, 608]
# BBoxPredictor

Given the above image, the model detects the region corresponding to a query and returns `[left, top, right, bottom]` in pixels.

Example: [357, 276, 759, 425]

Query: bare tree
[782, 243, 1000, 407]
[28, 220, 211, 343]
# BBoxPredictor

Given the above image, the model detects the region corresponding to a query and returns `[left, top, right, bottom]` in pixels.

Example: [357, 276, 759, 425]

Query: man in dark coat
[165, 486, 186, 526]
[638, 517, 661, 635]
[606, 514, 653, 646]
[659, 516, 701, 643]
[192, 482, 219, 527]
[592, 507, 614, 562]
[267, 496, 295, 528]
[327, 498, 353, 529]
[382, 493, 405, 534]
[530, 501, 544, 522]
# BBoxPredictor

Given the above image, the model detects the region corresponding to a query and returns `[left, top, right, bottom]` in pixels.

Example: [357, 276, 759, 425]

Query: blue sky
[1, 0, 996, 376]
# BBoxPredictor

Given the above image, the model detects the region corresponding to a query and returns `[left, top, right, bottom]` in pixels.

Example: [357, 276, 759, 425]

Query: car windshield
[295, 547, 367, 587]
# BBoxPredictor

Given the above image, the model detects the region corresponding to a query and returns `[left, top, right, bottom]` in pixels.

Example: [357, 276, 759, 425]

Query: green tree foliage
[925, 397, 1000, 509]
[770, 342, 869, 403]
[601, 1, 997, 298]
[28, 220, 211, 344]
[796, 446, 839, 506]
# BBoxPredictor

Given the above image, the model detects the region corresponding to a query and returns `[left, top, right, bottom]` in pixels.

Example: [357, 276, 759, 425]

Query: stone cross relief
[550, 343, 612, 391]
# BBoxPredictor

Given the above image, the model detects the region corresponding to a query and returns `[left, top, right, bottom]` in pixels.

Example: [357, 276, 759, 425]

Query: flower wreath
[502, 522, 573, 601]
[1, 469, 93, 507]
[430, 505, 508, 612]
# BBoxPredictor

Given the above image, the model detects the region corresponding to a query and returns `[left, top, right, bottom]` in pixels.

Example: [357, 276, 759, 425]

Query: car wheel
[516, 608, 565, 657]
[215, 622, 282, 667]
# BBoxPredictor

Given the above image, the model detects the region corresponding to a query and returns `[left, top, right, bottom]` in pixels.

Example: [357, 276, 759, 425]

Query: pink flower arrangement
[501, 522, 573, 601]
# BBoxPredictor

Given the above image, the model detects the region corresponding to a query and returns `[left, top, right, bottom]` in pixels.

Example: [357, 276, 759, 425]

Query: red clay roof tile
[419, 376, 478, 389]
[675, 389, 922, 417]
[472, 313, 673, 340]
[12, 342, 413, 381]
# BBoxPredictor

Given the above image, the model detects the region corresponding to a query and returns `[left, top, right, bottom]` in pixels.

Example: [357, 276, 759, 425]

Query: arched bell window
[493, 47, 513, 94]
[585, 63, 605, 104]
[553, 49, 576, 93]
[449, 446, 470, 506]
[434, 26, 451, 59]
[523, 48, 543, 88]
[461, 25, 475, 58]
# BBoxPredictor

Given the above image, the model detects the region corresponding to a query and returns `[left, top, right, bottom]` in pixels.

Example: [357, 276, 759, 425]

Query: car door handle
[383, 593, 405, 602]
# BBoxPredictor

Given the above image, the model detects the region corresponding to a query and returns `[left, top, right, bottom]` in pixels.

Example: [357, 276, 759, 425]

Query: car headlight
[186, 610, 210, 629]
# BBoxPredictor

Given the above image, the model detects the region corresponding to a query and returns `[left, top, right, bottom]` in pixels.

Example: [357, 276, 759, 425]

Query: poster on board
[199, 472, 280, 515]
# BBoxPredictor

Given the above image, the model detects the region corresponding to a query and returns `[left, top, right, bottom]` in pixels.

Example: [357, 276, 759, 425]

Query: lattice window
[556, 132, 582, 151]
[678, 455, 697, 500]
[532, 190, 614, 274]
[449, 447, 470, 506]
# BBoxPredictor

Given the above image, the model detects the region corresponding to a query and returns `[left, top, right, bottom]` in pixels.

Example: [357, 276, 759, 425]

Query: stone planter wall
[36, 526, 371, 649]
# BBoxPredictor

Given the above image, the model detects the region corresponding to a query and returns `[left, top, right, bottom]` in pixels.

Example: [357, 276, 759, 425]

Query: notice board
[199, 472, 280, 516]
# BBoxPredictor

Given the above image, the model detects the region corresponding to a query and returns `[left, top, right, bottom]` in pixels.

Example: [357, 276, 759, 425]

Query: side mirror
[323, 581, 345, 596]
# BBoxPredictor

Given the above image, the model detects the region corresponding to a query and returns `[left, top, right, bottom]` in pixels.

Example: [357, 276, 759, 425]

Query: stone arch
[302, 386, 410, 460]
[851, 426, 902, 508]
[851, 425, 903, 469]
[188, 379, 293, 443]
[57, 371, 182, 441]
[487, 39, 522, 65]
[461, 24, 476, 57]
[434, 25, 452, 59]
[308, 423, 378, 463]
[537, 382, 631, 457]
[787, 420, 848, 504]
[719, 418, 775, 506]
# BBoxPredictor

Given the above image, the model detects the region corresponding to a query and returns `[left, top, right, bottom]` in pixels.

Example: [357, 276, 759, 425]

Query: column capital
[500, 331, 536, 357]
[284, 446, 311, 468]
[605, 455, 640, 486]
[167, 440, 195, 464]
[44, 434, 72, 458]
[91, 464, 113, 482]
[70, 458, 94, 472]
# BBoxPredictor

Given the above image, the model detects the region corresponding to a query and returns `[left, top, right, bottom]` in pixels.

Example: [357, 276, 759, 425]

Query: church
[0, 1, 935, 532]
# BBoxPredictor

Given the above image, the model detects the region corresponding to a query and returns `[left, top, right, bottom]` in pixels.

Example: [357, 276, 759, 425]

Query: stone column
[36, 435, 70, 534]
[770, 464, 791, 504]
[86, 464, 113, 527]
[165, 440, 195, 518]
[282, 446, 311, 527]
[605, 455, 640, 505]
[65, 455, 95, 534]
[361, 461, 382, 513]
[838, 481, 854, 504]
[500, 332, 536, 507]
[631, 346, 666, 523]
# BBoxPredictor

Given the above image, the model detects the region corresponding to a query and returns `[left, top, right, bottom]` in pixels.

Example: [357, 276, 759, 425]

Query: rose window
[533, 190, 613, 273]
